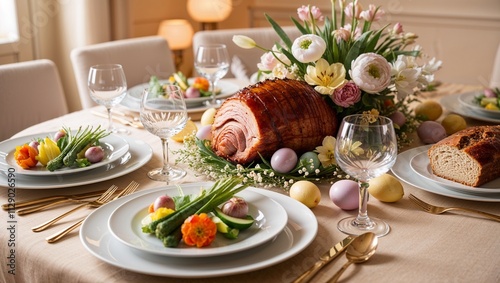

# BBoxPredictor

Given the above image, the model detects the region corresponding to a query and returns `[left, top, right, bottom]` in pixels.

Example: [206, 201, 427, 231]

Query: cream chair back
[70, 36, 175, 109]
[490, 44, 500, 89]
[0, 59, 68, 141]
[192, 26, 302, 81]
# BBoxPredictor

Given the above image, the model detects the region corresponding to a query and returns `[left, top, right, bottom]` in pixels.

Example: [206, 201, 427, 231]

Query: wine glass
[88, 64, 128, 134]
[140, 85, 188, 182]
[334, 114, 398, 237]
[194, 44, 230, 107]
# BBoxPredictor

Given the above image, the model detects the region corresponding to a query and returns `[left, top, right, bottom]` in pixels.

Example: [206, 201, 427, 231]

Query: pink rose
[257, 52, 278, 71]
[331, 82, 361, 107]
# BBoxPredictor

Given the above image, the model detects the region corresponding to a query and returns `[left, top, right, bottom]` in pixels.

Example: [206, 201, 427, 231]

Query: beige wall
[250, 0, 500, 86]
[4, 0, 500, 112]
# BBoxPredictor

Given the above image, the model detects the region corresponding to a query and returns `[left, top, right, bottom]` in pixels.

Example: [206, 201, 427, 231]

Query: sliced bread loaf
[427, 125, 500, 187]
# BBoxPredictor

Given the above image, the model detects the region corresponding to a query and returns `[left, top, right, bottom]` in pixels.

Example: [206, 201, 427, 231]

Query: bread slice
[427, 125, 500, 187]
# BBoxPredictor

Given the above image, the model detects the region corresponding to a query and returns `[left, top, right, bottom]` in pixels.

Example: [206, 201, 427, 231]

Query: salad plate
[108, 188, 288, 257]
[0, 137, 152, 189]
[126, 79, 240, 108]
[0, 133, 129, 176]
[440, 93, 500, 123]
[458, 91, 500, 118]
[391, 146, 500, 202]
[81, 183, 318, 278]
[410, 151, 500, 194]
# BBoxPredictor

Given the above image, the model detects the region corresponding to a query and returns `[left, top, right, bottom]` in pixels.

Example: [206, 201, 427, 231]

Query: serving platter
[0, 137, 152, 189]
[126, 79, 240, 108]
[458, 91, 500, 118]
[440, 93, 500, 124]
[0, 133, 129, 176]
[391, 146, 500, 202]
[410, 151, 500, 194]
[81, 183, 318, 278]
[108, 188, 288, 257]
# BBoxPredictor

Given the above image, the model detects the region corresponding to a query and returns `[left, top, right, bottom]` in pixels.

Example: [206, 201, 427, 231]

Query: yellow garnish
[151, 207, 175, 221]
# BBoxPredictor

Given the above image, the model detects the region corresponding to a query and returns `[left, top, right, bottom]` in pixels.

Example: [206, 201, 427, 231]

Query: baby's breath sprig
[175, 135, 348, 190]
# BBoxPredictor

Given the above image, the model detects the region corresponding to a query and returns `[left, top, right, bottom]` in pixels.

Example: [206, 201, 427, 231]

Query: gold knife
[293, 235, 355, 283]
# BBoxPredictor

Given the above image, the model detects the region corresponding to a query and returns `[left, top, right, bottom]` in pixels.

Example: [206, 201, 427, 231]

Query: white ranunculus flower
[291, 34, 326, 63]
[349, 53, 392, 94]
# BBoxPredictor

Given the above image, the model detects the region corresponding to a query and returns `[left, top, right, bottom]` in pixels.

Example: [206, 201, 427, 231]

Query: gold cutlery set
[293, 195, 500, 282]
[1, 181, 140, 243]
[294, 232, 377, 283]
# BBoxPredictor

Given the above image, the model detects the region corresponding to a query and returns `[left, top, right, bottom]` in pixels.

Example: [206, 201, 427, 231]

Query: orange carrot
[181, 213, 217, 248]
[14, 144, 38, 169]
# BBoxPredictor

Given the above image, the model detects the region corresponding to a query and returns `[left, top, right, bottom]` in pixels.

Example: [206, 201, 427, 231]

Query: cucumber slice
[214, 207, 254, 230]
[211, 215, 230, 234]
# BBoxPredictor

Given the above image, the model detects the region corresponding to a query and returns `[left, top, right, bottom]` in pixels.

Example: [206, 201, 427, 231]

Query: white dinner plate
[80, 183, 318, 278]
[120, 95, 219, 116]
[391, 146, 500, 202]
[0, 137, 152, 189]
[440, 93, 500, 124]
[458, 91, 500, 118]
[126, 79, 240, 108]
[0, 132, 129, 176]
[108, 188, 288, 257]
[410, 151, 500, 194]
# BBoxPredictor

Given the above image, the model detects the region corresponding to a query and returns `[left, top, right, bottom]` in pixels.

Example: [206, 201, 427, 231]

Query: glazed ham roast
[211, 79, 338, 165]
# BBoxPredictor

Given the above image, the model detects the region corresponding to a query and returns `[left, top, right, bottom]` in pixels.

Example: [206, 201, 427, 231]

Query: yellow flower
[304, 58, 347, 95]
[361, 109, 380, 124]
[315, 136, 337, 167]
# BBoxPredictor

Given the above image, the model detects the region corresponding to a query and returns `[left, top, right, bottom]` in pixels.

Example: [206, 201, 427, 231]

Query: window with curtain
[0, 0, 19, 44]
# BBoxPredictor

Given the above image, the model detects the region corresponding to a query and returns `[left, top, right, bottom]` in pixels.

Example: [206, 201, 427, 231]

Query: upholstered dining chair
[0, 59, 68, 141]
[70, 36, 176, 109]
[192, 26, 302, 81]
[489, 43, 500, 89]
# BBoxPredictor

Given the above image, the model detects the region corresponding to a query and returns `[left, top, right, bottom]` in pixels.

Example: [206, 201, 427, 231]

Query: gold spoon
[327, 232, 378, 283]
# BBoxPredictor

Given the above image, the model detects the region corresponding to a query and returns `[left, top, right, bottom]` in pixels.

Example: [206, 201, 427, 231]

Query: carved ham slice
[211, 78, 338, 164]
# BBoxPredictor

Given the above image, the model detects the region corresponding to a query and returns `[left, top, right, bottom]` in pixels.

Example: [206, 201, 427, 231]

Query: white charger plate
[440, 93, 500, 123]
[0, 137, 152, 189]
[410, 151, 500, 194]
[127, 79, 239, 108]
[108, 188, 288, 257]
[80, 183, 318, 278]
[0, 132, 129, 176]
[458, 91, 500, 117]
[391, 146, 500, 202]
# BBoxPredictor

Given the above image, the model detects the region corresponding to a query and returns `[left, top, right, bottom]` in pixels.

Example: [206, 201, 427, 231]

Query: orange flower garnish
[192, 77, 210, 92]
[14, 144, 38, 169]
[181, 213, 217, 248]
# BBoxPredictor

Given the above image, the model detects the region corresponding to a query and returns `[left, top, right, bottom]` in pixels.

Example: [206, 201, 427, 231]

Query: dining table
[1, 80, 499, 283]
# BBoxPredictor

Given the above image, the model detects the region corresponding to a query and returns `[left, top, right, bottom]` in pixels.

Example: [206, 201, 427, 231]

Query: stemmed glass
[140, 85, 188, 182]
[88, 64, 128, 134]
[334, 114, 398, 237]
[194, 44, 230, 107]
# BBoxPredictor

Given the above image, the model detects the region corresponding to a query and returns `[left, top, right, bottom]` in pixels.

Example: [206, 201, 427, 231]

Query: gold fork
[45, 181, 140, 243]
[32, 185, 118, 232]
[408, 194, 500, 222]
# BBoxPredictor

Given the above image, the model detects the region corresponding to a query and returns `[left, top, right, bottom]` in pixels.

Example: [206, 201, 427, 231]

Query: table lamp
[187, 0, 232, 30]
[157, 19, 194, 70]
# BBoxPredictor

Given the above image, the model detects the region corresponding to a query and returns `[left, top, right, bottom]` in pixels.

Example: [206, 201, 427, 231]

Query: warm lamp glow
[157, 19, 194, 50]
[157, 19, 194, 70]
[187, 0, 232, 30]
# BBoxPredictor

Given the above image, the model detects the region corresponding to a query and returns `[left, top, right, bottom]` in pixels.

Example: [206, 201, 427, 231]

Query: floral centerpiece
[177, 0, 441, 189]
